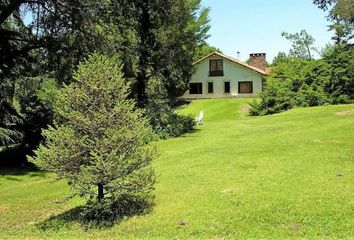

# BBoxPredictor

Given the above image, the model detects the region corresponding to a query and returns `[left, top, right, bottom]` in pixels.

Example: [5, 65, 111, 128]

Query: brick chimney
[249, 53, 266, 71]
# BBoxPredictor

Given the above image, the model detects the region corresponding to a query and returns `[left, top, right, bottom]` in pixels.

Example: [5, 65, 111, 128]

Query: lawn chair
[195, 111, 204, 126]
[231, 93, 239, 98]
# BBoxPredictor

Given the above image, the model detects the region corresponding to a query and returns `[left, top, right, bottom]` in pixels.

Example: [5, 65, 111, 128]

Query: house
[181, 51, 268, 99]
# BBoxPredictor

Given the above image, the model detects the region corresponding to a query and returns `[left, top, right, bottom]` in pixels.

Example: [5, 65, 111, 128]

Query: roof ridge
[193, 51, 267, 75]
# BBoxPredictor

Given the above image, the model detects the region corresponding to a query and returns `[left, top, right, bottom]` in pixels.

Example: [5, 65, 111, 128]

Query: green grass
[1, 99, 354, 239]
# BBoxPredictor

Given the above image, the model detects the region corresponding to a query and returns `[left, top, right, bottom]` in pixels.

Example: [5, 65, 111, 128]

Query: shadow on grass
[37, 198, 154, 230]
[180, 128, 201, 137]
[0, 165, 44, 181]
[173, 99, 192, 108]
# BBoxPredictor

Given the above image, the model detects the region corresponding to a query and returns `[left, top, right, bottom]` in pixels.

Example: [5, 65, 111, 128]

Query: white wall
[181, 55, 264, 99]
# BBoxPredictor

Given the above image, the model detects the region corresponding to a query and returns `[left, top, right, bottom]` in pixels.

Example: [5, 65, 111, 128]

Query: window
[189, 83, 203, 94]
[224, 82, 230, 93]
[208, 82, 213, 93]
[209, 59, 224, 76]
[238, 81, 253, 93]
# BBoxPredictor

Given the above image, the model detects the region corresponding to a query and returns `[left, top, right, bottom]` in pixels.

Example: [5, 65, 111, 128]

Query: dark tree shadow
[0, 142, 43, 180]
[0, 144, 34, 167]
[172, 99, 191, 108]
[180, 128, 201, 137]
[0, 166, 44, 182]
[0, 145, 40, 178]
[37, 197, 154, 230]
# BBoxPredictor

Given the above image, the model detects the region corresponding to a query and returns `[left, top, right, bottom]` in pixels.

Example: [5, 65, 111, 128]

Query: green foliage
[36, 79, 61, 109]
[272, 52, 290, 66]
[29, 55, 156, 219]
[19, 93, 53, 151]
[314, 0, 354, 42]
[105, 0, 211, 104]
[0, 102, 24, 146]
[194, 43, 222, 61]
[1, 77, 57, 157]
[0, 127, 22, 147]
[147, 102, 195, 139]
[146, 78, 194, 139]
[252, 2, 354, 117]
[249, 78, 295, 116]
[322, 44, 354, 100]
[281, 30, 317, 59]
[2, 0, 209, 147]
[2, 100, 354, 238]
[250, 58, 332, 116]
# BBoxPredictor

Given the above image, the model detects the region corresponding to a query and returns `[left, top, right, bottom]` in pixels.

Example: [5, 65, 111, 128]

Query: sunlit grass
[1, 99, 353, 239]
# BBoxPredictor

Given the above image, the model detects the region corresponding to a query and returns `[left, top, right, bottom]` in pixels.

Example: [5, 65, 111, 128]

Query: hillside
[1, 99, 354, 239]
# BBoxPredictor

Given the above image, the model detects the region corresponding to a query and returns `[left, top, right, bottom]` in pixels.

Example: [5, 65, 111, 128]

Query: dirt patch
[280, 222, 302, 231]
[336, 109, 354, 116]
[313, 139, 341, 144]
[286, 223, 302, 231]
[0, 206, 9, 213]
[240, 105, 251, 113]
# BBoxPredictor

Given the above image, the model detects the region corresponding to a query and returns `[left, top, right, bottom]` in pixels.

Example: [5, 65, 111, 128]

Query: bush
[250, 58, 334, 115]
[147, 102, 194, 139]
[296, 86, 330, 107]
[252, 44, 354, 116]
[250, 78, 295, 116]
[146, 78, 195, 139]
[332, 94, 351, 104]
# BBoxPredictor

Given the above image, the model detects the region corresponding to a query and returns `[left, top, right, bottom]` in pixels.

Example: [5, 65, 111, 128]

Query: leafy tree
[0, 0, 107, 85]
[272, 52, 290, 66]
[0, 0, 108, 146]
[194, 43, 222, 61]
[29, 55, 156, 217]
[106, 0, 210, 106]
[1, 0, 209, 147]
[157, 0, 211, 103]
[281, 30, 317, 59]
[314, 0, 354, 43]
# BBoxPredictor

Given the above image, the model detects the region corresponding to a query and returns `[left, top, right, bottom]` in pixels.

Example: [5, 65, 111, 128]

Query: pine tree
[29, 54, 156, 217]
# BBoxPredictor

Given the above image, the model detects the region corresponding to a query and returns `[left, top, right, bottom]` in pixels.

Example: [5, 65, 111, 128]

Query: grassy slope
[1, 99, 353, 239]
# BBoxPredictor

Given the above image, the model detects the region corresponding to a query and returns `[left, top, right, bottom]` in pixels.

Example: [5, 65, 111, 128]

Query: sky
[201, 0, 334, 62]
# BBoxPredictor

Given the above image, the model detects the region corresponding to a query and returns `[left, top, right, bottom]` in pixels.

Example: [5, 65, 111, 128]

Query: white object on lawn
[195, 111, 204, 126]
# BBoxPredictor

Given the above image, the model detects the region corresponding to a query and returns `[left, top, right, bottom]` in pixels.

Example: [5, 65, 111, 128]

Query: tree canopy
[281, 30, 317, 60]
[313, 0, 354, 42]
[0, 0, 211, 150]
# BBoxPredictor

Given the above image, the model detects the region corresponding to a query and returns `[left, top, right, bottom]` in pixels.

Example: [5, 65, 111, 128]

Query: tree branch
[0, 0, 24, 25]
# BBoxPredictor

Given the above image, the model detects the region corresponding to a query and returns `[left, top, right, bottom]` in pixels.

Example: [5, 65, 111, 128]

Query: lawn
[1, 99, 354, 239]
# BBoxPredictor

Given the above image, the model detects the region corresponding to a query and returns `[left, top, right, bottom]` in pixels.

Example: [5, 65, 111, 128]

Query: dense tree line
[251, 0, 354, 116]
[0, 0, 212, 162]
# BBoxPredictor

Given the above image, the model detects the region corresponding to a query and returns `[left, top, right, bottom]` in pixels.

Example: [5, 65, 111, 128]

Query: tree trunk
[137, 71, 147, 107]
[97, 183, 104, 201]
[136, 0, 151, 107]
[306, 44, 312, 60]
